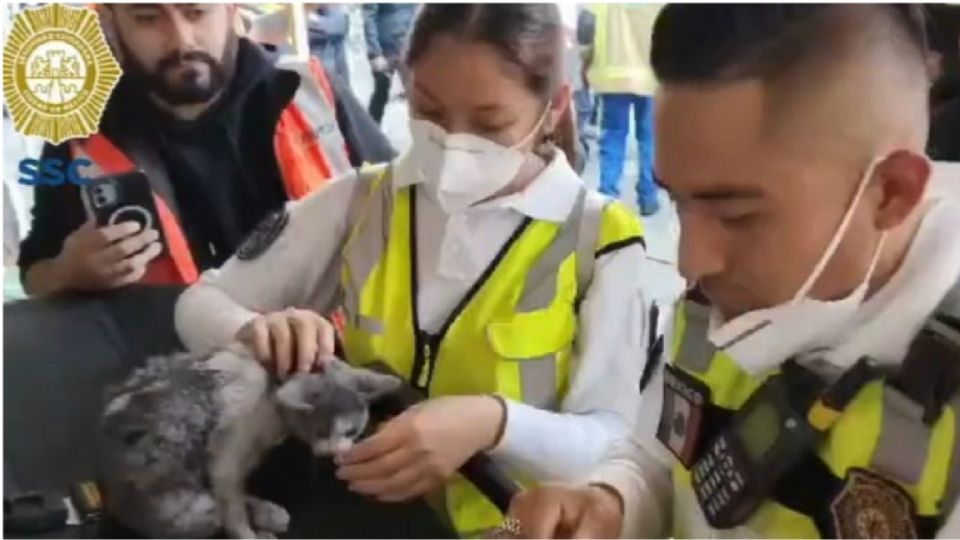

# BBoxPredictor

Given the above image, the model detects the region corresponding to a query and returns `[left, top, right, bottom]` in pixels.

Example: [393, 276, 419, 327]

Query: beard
[118, 34, 238, 106]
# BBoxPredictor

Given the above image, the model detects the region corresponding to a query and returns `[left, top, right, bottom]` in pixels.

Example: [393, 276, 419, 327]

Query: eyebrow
[656, 177, 764, 202]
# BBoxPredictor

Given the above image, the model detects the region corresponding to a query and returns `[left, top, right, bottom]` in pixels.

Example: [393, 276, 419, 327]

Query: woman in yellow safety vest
[175, 4, 658, 536]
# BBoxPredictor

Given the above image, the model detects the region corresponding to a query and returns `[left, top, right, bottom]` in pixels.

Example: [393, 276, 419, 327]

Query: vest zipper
[407, 186, 532, 395]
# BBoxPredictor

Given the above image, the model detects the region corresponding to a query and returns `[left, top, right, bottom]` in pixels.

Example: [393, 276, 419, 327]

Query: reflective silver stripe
[675, 300, 715, 373]
[575, 193, 609, 298]
[943, 397, 960, 514]
[870, 386, 930, 485]
[516, 188, 585, 312]
[520, 354, 558, 409]
[277, 58, 352, 176]
[341, 166, 392, 331]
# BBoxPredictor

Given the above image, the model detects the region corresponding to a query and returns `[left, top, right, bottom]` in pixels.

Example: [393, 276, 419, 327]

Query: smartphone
[81, 170, 167, 256]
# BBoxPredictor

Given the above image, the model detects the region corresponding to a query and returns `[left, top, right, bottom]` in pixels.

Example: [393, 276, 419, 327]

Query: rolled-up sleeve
[175, 173, 358, 354]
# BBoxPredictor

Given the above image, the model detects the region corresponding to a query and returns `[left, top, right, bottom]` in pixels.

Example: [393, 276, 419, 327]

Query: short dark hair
[405, 4, 577, 165]
[650, 5, 929, 85]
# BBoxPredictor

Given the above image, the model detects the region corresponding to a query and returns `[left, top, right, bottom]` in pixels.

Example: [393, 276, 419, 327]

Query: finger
[250, 319, 273, 366]
[98, 220, 143, 243]
[338, 417, 410, 465]
[268, 316, 293, 378]
[376, 476, 435, 504]
[289, 314, 318, 374]
[107, 228, 161, 262]
[317, 316, 336, 361]
[337, 444, 417, 482]
[346, 457, 423, 496]
[511, 495, 564, 539]
[110, 242, 162, 286]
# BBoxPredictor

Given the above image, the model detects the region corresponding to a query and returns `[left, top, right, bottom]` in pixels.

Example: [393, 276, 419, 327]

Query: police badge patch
[830, 468, 918, 539]
[237, 208, 289, 261]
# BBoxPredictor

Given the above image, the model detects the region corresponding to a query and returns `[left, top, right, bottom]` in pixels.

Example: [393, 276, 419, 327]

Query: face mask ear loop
[510, 103, 552, 152]
[791, 157, 884, 304]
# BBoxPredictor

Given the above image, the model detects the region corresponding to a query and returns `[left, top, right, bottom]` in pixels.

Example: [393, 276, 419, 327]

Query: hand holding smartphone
[51, 171, 166, 291]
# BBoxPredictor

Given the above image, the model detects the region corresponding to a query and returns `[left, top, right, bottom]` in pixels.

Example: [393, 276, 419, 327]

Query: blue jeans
[598, 94, 657, 206]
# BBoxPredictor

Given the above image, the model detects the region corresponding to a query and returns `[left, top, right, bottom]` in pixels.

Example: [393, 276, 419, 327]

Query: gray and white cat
[97, 344, 401, 539]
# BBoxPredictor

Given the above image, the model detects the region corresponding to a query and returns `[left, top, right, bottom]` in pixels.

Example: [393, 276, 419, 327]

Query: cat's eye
[343, 425, 361, 439]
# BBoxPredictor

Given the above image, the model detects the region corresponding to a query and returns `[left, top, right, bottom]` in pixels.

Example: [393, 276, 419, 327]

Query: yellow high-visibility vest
[339, 165, 644, 535]
[587, 3, 663, 96]
[666, 295, 960, 538]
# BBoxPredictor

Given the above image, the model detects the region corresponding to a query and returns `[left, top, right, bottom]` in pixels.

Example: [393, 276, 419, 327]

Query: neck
[149, 91, 222, 121]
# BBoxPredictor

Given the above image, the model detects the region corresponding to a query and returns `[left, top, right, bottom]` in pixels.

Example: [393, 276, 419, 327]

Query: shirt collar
[392, 149, 585, 224]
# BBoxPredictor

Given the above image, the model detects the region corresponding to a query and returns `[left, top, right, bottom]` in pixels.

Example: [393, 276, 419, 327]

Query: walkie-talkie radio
[683, 358, 877, 529]
[691, 374, 819, 528]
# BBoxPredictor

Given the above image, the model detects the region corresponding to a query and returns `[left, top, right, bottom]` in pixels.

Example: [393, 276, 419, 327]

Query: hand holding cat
[336, 395, 506, 502]
[237, 308, 336, 378]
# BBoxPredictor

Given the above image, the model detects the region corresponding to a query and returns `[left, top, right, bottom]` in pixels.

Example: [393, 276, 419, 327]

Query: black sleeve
[329, 73, 396, 166]
[17, 143, 88, 281]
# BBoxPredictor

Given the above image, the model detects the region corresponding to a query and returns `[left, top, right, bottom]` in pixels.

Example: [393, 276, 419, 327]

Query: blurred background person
[585, 4, 663, 216]
[363, 3, 418, 125]
[307, 3, 350, 82]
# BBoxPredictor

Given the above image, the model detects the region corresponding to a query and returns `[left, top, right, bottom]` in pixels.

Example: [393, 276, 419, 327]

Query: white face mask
[706, 157, 888, 374]
[408, 108, 549, 214]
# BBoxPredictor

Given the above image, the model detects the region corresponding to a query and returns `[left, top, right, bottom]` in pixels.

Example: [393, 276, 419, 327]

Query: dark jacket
[18, 39, 394, 281]
[362, 4, 418, 60]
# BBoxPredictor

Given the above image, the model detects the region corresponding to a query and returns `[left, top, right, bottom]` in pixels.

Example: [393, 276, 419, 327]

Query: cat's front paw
[247, 497, 290, 534]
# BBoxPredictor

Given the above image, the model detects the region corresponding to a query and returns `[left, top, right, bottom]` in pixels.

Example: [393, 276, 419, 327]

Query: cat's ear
[275, 376, 314, 412]
[350, 369, 403, 402]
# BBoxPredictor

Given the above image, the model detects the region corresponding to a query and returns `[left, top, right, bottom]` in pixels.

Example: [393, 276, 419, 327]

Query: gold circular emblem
[3, 4, 122, 144]
[830, 468, 918, 539]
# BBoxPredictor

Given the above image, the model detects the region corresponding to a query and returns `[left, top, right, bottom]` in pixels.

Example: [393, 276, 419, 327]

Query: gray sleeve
[174, 173, 359, 354]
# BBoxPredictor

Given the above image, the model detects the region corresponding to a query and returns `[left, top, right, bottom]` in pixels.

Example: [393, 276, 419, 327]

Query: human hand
[236, 308, 336, 378]
[370, 55, 389, 72]
[55, 219, 162, 291]
[336, 395, 505, 502]
[505, 483, 624, 538]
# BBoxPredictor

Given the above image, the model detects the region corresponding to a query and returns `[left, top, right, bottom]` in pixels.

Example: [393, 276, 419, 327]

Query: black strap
[894, 318, 960, 424]
[639, 302, 663, 393]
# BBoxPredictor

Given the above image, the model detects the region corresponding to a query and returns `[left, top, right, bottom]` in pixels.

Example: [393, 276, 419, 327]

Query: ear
[347, 368, 403, 402]
[275, 375, 314, 412]
[872, 150, 930, 231]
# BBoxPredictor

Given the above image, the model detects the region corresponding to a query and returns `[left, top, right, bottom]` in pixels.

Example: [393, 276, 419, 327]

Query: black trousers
[368, 70, 393, 125]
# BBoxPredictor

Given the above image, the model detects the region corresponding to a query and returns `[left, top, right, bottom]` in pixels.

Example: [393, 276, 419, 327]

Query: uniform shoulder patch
[830, 467, 918, 539]
[236, 208, 289, 261]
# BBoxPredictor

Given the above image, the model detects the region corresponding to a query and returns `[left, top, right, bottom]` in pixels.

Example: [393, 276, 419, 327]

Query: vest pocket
[486, 307, 575, 409]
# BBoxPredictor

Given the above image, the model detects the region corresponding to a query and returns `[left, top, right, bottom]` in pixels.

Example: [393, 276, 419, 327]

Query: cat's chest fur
[205, 347, 287, 476]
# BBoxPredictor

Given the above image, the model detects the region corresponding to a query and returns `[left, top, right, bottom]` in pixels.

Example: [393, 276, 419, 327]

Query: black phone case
[82, 171, 167, 257]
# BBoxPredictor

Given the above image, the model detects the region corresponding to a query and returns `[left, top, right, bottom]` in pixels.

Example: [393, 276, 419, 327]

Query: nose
[166, 9, 197, 51]
[677, 209, 726, 284]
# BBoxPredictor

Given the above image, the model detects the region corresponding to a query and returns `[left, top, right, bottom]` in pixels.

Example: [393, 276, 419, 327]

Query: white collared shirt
[175, 149, 666, 482]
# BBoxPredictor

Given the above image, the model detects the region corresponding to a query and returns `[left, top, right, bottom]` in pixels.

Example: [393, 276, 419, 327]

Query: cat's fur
[97, 344, 401, 539]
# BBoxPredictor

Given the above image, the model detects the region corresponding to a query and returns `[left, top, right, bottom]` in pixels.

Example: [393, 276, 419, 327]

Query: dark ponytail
[406, 4, 577, 166]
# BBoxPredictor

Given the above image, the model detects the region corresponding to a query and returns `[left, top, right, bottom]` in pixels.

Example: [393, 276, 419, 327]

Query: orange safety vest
[70, 56, 351, 285]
